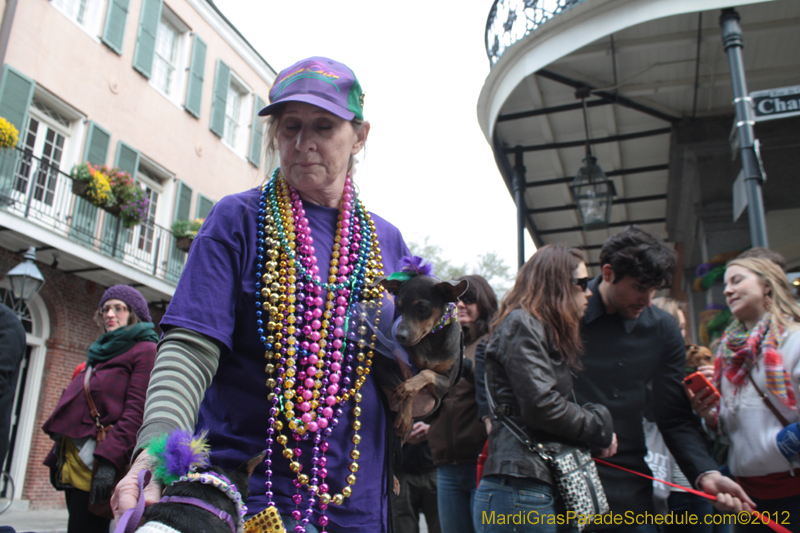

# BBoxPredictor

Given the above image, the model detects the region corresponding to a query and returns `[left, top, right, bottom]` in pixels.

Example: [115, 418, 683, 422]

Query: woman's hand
[697, 365, 714, 380]
[111, 449, 162, 521]
[597, 433, 617, 458]
[685, 386, 718, 430]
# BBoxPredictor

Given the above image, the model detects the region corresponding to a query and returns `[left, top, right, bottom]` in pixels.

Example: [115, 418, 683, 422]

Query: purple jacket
[43, 341, 156, 471]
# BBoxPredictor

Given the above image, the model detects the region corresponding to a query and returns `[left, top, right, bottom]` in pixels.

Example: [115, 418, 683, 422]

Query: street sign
[751, 84, 800, 122]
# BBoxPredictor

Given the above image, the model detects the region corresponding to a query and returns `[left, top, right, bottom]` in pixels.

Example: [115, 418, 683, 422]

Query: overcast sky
[212, 0, 535, 277]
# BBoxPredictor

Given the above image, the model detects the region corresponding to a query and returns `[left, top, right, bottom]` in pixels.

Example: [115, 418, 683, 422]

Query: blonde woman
[691, 257, 800, 530]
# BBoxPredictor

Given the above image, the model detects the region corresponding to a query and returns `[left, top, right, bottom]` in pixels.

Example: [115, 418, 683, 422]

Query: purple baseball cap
[258, 56, 365, 121]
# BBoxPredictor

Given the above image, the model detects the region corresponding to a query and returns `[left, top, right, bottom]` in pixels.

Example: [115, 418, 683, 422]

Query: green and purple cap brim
[259, 56, 364, 121]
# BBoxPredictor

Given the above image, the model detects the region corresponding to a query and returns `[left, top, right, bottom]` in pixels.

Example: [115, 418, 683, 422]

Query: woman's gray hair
[263, 106, 366, 176]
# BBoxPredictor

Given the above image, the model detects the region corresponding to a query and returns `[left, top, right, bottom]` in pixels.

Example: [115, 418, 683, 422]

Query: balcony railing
[0, 147, 185, 285]
[486, 0, 585, 66]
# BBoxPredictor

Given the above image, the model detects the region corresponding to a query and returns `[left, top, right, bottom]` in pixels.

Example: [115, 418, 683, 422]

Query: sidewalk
[0, 505, 68, 533]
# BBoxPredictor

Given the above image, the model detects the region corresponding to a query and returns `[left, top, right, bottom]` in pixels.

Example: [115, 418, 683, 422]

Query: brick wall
[0, 248, 165, 509]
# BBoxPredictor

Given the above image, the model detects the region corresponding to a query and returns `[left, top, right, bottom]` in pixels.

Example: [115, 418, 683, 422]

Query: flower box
[72, 179, 122, 216]
[176, 236, 194, 253]
[70, 162, 149, 227]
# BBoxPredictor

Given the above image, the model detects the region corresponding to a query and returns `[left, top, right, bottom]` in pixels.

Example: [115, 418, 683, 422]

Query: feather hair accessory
[145, 429, 211, 486]
[386, 255, 434, 282]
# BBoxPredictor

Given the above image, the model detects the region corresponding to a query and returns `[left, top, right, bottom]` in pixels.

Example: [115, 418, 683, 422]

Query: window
[223, 84, 243, 147]
[222, 76, 251, 155]
[210, 62, 256, 158]
[51, 0, 104, 37]
[152, 19, 179, 96]
[133, 166, 162, 254]
[148, 7, 190, 105]
[13, 99, 76, 208]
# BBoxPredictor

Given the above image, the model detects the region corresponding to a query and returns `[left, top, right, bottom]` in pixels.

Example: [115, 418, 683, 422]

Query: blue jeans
[472, 475, 577, 533]
[438, 464, 477, 533]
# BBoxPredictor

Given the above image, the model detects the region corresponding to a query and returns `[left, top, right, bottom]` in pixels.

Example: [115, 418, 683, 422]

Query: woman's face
[456, 296, 480, 325]
[677, 309, 687, 340]
[101, 298, 130, 332]
[572, 262, 593, 319]
[724, 264, 768, 328]
[277, 102, 369, 207]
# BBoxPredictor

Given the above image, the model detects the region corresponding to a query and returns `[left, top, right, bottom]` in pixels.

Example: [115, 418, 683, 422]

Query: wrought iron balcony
[486, 0, 585, 66]
[0, 147, 185, 285]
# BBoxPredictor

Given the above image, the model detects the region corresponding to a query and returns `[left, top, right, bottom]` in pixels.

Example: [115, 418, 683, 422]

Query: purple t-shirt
[161, 186, 410, 533]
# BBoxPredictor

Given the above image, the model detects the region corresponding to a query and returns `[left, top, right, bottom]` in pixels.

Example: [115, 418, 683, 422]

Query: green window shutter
[0, 66, 35, 140]
[114, 141, 140, 178]
[174, 180, 193, 222]
[196, 194, 214, 219]
[101, 0, 130, 55]
[184, 35, 207, 118]
[209, 60, 230, 138]
[248, 94, 266, 167]
[83, 122, 111, 165]
[132, 0, 164, 78]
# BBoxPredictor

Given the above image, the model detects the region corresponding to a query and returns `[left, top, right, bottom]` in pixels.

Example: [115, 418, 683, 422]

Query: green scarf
[87, 322, 158, 366]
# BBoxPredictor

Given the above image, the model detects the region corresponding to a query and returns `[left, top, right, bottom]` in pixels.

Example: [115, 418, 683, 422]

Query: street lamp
[6, 247, 44, 317]
[569, 89, 616, 230]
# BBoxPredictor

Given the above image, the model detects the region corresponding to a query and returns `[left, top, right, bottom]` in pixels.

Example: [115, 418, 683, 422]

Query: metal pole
[720, 8, 768, 248]
[513, 146, 526, 270]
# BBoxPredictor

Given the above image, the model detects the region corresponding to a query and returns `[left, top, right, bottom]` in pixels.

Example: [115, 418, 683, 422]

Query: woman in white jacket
[692, 257, 800, 531]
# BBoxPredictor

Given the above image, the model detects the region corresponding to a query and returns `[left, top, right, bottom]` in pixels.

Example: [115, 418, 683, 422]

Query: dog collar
[159, 495, 237, 533]
[172, 471, 247, 533]
[430, 302, 458, 333]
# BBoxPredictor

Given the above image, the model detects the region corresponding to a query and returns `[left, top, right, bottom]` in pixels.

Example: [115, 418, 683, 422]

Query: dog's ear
[237, 450, 267, 478]
[436, 279, 469, 302]
[377, 277, 403, 296]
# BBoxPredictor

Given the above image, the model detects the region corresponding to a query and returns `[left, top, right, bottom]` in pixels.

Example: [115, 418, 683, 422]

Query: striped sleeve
[135, 327, 220, 452]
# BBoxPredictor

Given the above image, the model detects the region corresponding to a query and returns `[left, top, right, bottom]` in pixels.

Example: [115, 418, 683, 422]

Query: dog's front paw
[394, 412, 413, 442]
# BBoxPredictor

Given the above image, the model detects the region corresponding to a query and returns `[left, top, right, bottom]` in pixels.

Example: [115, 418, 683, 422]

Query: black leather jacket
[483, 308, 613, 485]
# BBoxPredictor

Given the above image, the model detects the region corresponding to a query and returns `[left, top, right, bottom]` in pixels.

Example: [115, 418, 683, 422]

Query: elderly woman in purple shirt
[112, 56, 411, 533]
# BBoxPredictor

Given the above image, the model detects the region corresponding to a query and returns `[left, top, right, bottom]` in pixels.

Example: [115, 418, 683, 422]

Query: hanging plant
[71, 162, 149, 227]
[171, 218, 204, 252]
[0, 118, 19, 149]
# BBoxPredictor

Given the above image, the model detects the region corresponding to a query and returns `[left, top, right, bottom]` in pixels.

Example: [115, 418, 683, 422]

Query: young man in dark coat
[573, 226, 753, 532]
[0, 302, 26, 471]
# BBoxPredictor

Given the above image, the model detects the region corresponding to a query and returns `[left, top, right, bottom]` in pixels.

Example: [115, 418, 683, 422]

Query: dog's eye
[414, 302, 430, 315]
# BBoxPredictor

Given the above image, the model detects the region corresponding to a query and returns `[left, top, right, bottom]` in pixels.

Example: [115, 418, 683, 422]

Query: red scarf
[714, 312, 796, 409]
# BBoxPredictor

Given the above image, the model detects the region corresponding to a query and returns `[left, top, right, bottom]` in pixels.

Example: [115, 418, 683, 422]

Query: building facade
[478, 0, 800, 339]
[0, 0, 275, 508]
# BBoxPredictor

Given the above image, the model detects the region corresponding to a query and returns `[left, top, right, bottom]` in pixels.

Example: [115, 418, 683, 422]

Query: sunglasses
[101, 304, 129, 315]
[460, 293, 477, 304]
[571, 277, 590, 291]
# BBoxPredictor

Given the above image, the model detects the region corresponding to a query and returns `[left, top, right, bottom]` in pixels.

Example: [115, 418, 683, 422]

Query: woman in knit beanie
[42, 285, 158, 533]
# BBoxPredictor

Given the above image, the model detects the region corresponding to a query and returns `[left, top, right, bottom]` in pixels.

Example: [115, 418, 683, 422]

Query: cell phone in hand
[684, 371, 720, 402]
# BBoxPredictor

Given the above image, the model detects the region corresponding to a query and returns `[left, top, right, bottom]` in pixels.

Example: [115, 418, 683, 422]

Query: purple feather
[163, 429, 209, 478]
[401, 256, 433, 277]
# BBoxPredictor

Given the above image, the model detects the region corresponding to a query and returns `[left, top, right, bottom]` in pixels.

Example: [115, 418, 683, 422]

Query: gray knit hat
[98, 285, 151, 322]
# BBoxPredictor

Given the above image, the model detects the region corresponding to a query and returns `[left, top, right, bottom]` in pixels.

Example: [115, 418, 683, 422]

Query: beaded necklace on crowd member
[252, 168, 386, 533]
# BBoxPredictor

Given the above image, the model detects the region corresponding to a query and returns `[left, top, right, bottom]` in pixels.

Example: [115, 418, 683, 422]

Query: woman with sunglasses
[473, 245, 616, 533]
[42, 285, 157, 533]
[427, 275, 498, 533]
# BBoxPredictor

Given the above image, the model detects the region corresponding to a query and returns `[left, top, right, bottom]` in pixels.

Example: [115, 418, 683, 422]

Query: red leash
[593, 458, 792, 533]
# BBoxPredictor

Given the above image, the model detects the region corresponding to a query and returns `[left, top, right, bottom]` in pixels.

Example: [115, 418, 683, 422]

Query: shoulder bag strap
[747, 373, 791, 427]
[484, 375, 551, 460]
[83, 365, 105, 429]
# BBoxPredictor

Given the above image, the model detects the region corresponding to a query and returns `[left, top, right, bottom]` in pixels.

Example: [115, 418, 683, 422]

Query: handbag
[485, 380, 609, 530]
[84, 365, 128, 519]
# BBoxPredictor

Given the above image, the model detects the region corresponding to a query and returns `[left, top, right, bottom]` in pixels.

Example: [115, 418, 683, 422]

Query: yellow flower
[0, 117, 19, 149]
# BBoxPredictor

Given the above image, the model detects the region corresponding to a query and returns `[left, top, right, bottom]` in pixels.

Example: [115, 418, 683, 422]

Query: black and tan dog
[374, 274, 468, 441]
[136, 452, 264, 533]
